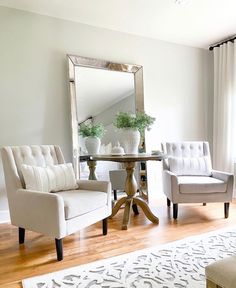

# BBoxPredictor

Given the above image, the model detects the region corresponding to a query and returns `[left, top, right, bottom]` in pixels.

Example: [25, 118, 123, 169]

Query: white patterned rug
[22, 227, 236, 288]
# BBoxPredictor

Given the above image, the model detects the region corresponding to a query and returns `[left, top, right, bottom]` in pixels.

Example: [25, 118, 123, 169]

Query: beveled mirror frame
[67, 54, 144, 178]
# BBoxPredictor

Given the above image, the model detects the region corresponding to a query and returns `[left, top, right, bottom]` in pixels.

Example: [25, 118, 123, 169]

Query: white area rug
[22, 227, 236, 288]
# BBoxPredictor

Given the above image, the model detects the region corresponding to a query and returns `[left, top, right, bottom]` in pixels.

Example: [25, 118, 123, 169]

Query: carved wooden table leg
[133, 197, 159, 224]
[119, 162, 137, 229]
[124, 162, 137, 197]
[110, 197, 127, 218]
[139, 189, 148, 200]
[122, 197, 133, 230]
[87, 160, 97, 180]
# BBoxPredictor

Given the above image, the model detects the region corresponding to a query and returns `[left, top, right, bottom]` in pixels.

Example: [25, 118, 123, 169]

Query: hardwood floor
[1, 197, 236, 288]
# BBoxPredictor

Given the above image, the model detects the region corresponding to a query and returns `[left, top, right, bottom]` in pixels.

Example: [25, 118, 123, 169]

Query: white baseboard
[0, 210, 10, 223]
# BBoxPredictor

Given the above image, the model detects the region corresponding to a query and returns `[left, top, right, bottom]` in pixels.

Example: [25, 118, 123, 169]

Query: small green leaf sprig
[79, 123, 105, 138]
[114, 111, 155, 136]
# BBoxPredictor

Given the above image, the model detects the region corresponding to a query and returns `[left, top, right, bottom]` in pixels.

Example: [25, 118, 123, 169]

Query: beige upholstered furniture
[205, 256, 236, 288]
[1, 145, 111, 261]
[109, 169, 127, 200]
[162, 142, 234, 219]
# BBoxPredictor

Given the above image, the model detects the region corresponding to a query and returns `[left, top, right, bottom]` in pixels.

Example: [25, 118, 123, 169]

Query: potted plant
[114, 111, 155, 154]
[79, 123, 105, 155]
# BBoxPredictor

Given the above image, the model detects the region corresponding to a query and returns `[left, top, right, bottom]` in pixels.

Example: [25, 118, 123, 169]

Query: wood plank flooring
[1, 197, 236, 288]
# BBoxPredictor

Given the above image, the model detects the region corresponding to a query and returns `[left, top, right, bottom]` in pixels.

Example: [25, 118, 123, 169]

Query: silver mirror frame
[67, 54, 144, 178]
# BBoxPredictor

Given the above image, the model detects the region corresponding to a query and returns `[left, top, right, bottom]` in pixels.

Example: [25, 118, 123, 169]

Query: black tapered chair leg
[102, 218, 108, 235]
[113, 189, 117, 201]
[19, 227, 25, 244]
[173, 204, 178, 219]
[132, 203, 139, 215]
[55, 238, 63, 261]
[224, 202, 230, 218]
[167, 198, 171, 207]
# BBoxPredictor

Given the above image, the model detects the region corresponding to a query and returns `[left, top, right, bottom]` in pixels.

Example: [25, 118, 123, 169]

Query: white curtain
[213, 42, 236, 172]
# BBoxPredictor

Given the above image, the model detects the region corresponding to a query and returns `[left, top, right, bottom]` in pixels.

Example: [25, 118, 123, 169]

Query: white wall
[0, 6, 213, 221]
[145, 41, 214, 196]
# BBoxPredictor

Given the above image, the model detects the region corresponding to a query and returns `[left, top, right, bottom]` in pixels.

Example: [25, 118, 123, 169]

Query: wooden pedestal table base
[80, 154, 165, 230]
[87, 160, 97, 180]
[110, 161, 159, 230]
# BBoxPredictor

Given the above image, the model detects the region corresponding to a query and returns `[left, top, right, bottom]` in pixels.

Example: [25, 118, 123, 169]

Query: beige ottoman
[205, 256, 236, 288]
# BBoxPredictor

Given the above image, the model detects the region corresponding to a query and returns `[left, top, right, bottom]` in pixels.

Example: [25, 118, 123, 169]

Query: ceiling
[0, 0, 236, 48]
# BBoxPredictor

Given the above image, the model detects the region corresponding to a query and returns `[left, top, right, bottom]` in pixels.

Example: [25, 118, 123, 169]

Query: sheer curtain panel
[213, 42, 236, 172]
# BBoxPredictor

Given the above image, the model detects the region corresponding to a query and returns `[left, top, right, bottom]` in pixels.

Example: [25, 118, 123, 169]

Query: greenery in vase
[114, 111, 155, 135]
[79, 123, 105, 138]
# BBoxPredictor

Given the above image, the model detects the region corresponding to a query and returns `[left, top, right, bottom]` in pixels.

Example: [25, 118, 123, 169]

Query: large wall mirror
[67, 55, 145, 186]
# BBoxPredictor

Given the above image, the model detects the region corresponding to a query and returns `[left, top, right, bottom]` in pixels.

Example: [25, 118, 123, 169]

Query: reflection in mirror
[68, 55, 147, 197]
[76, 66, 135, 156]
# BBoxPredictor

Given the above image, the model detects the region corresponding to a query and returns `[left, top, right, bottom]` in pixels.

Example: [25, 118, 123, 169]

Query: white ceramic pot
[119, 129, 140, 154]
[85, 136, 101, 155]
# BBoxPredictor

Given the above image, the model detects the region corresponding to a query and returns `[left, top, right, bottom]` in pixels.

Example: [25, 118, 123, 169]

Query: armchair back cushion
[169, 156, 212, 176]
[1, 145, 65, 197]
[165, 142, 212, 176]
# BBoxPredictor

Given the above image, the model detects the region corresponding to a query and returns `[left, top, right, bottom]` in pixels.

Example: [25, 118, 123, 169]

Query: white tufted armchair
[161, 142, 234, 219]
[1, 145, 111, 260]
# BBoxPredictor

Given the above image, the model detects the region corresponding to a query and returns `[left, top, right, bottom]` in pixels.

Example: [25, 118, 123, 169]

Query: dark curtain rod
[209, 35, 236, 51]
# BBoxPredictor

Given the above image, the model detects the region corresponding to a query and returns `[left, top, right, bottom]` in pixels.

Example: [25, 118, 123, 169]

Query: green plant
[114, 111, 155, 135]
[79, 123, 105, 138]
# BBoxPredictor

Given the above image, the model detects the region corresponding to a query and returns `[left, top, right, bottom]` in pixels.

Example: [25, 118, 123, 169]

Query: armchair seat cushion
[178, 176, 227, 194]
[56, 190, 108, 220]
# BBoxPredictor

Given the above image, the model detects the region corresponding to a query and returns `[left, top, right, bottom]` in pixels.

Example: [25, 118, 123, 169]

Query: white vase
[85, 137, 101, 155]
[119, 129, 140, 154]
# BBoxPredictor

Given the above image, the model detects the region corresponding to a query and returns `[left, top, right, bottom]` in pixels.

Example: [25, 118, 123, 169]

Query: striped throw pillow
[21, 163, 78, 192]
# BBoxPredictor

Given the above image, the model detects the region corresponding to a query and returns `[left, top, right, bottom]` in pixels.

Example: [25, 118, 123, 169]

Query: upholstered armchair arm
[13, 189, 66, 238]
[163, 170, 179, 183]
[162, 170, 179, 202]
[212, 170, 234, 182]
[212, 170, 234, 199]
[77, 180, 111, 193]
